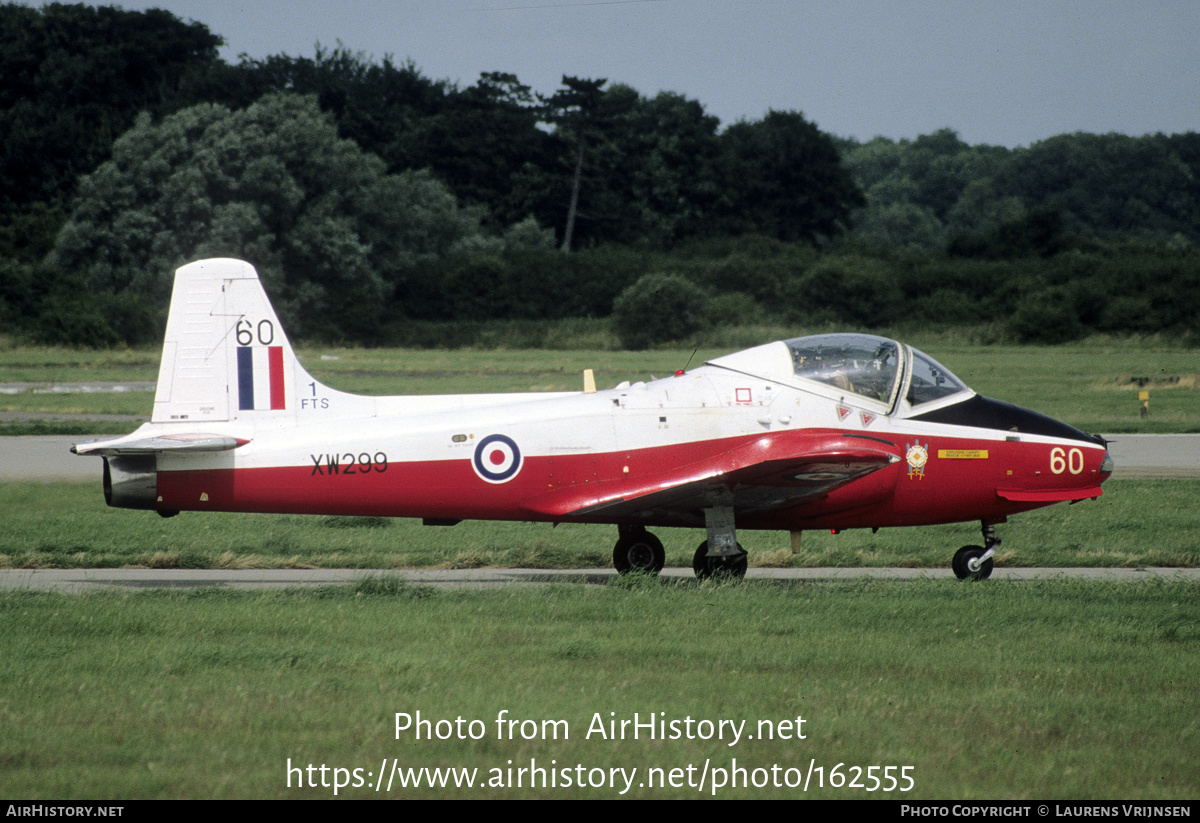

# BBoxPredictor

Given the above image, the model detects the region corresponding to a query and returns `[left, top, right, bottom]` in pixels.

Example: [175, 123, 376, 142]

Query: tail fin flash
[152, 258, 317, 424]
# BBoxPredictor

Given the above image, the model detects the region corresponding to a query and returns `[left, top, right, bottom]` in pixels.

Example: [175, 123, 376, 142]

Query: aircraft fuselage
[145, 369, 1108, 532]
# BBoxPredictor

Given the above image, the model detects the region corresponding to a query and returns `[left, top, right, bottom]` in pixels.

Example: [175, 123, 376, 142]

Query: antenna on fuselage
[677, 348, 698, 376]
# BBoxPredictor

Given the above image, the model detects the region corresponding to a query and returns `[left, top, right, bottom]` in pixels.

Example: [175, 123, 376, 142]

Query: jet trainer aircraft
[74, 258, 1113, 580]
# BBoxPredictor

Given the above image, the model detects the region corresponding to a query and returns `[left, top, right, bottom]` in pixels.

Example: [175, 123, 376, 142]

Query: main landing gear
[693, 505, 747, 580]
[952, 523, 1000, 581]
[692, 541, 748, 580]
[612, 525, 665, 575]
[612, 507, 748, 581]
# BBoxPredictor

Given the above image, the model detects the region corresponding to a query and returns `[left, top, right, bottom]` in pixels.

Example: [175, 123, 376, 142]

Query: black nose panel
[910, 395, 1105, 446]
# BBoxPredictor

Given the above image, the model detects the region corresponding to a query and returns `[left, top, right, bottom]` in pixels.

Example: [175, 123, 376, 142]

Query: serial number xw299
[310, 452, 389, 476]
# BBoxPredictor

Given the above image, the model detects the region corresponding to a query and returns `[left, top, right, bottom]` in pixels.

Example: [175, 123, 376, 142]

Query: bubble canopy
[707, 333, 972, 414]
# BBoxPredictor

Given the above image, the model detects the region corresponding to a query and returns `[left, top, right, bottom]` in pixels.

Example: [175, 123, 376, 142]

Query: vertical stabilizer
[151, 258, 316, 424]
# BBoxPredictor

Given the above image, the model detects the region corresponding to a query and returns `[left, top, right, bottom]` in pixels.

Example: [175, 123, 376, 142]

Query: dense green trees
[840, 129, 1200, 251]
[0, 3, 222, 238]
[611, 273, 709, 349]
[2, 3, 1198, 347]
[715, 111, 866, 243]
[46, 94, 527, 340]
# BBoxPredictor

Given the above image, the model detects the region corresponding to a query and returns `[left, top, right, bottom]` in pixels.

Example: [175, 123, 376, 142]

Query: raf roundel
[473, 434, 523, 483]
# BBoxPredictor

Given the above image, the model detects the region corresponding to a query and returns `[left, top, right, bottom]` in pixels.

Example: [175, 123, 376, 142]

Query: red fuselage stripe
[154, 430, 1109, 531]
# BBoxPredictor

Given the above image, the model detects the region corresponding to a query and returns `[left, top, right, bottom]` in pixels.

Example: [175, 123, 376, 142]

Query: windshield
[784, 334, 902, 405]
[906, 349, 969, 406]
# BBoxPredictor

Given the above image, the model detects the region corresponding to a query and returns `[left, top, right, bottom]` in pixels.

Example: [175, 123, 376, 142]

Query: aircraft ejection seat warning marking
[938, 449, 989, 459]
[473, 434, 522, 483]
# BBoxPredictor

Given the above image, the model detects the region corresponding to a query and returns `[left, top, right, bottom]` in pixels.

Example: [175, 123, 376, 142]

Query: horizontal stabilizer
[72, 433, 249, 456]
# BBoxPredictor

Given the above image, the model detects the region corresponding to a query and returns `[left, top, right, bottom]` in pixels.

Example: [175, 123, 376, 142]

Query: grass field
[2, 578, 1196, 799]
[2, 334, 1199, 434]
[2, 337, 1197, 800]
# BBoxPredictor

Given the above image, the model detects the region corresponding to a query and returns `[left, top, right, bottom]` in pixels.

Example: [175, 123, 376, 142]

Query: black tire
[613, 532, 665, 575]
[952, 545, 994, 581]
[692, 540, 748, 580]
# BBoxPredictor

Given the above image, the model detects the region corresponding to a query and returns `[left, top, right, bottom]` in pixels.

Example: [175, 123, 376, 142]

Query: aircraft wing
[72, 433, 249, 456]
[521, 432, 901, 523]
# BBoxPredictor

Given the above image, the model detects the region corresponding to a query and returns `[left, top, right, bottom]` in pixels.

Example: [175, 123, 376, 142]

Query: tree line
[1, 3, 1198, 347]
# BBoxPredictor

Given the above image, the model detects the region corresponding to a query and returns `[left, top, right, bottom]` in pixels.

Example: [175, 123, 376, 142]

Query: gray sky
[77, 0, 1200, 147]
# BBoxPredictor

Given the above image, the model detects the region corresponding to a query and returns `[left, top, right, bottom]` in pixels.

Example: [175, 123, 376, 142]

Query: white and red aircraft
[74, 258, 1113, 580]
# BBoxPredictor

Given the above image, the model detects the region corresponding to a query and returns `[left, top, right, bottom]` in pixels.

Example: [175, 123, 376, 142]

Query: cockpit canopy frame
[786, 333, 971, 415]
[709, 333, 973, 417]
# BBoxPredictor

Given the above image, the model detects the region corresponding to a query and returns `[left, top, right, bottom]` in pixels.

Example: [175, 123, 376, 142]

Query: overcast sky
[75, 0, 1200, 147]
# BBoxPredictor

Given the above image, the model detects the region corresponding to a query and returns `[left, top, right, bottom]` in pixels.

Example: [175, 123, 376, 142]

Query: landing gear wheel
[692, 541, 748, 580]
[952, 545, 993, 581]
[613, 532, 665, 575]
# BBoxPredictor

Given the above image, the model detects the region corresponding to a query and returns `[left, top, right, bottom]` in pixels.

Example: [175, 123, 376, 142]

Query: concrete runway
[1099, 433, 1200, 478]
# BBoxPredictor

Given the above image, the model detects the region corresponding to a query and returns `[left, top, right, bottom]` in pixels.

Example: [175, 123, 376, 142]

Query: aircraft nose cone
[1099, 451, 1115, 477]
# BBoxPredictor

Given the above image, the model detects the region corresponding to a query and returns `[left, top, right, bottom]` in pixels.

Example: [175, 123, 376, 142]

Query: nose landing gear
[952, 523, 999, 580]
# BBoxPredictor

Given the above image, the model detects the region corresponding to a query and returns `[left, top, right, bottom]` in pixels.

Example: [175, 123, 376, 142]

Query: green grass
[911, 339, 1200, 434]
[1, 479, 1196, 570]
[1, 579, 1195, 799]
[2, 335, 1198, 434]
[0, 345, 159, 382]
[0, 420, 137, 436]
